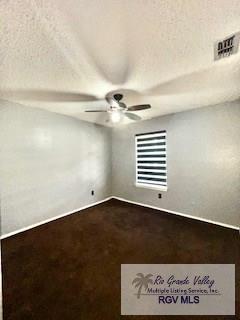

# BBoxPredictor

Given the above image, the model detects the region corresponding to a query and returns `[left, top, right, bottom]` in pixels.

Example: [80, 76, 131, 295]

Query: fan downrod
[113, 93, 123, 101]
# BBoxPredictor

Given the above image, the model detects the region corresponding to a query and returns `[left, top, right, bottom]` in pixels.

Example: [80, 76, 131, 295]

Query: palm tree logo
[132, 273, 153, 299]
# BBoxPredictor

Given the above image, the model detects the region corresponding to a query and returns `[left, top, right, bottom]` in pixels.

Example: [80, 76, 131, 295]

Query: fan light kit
[110, 110, 121, 123]
[85, 93, 151, 124]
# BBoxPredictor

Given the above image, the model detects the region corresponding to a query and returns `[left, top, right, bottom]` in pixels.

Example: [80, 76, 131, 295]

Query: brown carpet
[1, 199, 239, 320]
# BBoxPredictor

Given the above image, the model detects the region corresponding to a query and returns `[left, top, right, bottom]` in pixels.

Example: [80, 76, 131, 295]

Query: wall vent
[214, 32, 240, 60]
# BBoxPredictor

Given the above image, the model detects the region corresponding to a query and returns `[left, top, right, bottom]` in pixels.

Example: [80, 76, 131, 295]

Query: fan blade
[125, 112, 142, 121]
[85, 110, 107, 112]
[127, 104, 151, 111]
[118, 102, 127, 109]
[0, 89, 98, 102]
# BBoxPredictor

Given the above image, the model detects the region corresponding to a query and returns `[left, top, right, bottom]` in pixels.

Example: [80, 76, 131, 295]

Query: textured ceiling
[1, 0, 240, 126]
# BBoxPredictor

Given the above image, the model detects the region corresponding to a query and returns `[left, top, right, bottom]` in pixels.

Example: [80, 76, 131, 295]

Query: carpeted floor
[1, 199, 239, 320]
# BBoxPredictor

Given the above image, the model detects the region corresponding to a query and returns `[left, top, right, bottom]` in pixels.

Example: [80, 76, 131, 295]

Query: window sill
[135, 183, 168, 192]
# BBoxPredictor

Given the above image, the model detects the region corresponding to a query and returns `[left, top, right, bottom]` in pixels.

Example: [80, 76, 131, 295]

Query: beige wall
[0, 99, 239, 237]
[0, 101, 112, 236]
[112, 100, 240, 227]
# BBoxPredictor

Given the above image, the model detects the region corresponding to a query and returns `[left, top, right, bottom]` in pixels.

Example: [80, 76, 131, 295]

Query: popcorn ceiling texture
[1, 0, 240, 126]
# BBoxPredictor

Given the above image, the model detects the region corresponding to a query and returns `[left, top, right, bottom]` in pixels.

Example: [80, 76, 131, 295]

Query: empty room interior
[0, 1, 239, 319]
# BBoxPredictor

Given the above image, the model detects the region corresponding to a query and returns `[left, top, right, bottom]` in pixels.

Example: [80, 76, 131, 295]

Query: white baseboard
[112, 196, 240, 231]
[1, 195, 239, 240]
[0, 197, 112, 240]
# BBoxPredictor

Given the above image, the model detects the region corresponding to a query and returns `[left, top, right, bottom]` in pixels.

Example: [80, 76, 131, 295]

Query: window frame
[135, 130, 168, 192]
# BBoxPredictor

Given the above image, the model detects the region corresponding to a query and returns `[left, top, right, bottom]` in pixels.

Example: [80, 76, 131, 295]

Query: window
[135, 130, 167, 191]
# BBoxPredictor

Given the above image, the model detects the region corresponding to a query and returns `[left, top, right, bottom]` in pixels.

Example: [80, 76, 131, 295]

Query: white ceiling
[1, 0, 240, 126]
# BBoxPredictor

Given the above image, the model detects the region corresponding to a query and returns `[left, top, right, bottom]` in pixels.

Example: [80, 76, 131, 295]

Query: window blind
[135, 130, 167, 189]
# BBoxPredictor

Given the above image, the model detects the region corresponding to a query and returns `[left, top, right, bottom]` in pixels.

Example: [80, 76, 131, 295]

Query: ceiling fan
[85, 93, 151, 123]
[0, 89, 151, 124]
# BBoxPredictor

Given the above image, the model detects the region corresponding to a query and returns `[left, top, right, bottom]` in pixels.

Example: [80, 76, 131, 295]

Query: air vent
[214, 32, 240, 60]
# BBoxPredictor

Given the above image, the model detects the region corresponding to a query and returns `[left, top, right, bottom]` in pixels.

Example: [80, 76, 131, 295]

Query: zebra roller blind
[135, 130, 167, 189]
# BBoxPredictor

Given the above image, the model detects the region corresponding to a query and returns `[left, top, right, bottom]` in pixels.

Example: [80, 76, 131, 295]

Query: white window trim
[135, 182, 168, 192]
[135, 131, 167, 191]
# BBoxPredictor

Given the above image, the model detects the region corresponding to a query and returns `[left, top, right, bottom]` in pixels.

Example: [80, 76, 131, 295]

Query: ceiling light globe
[111, 110, 121, 123]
